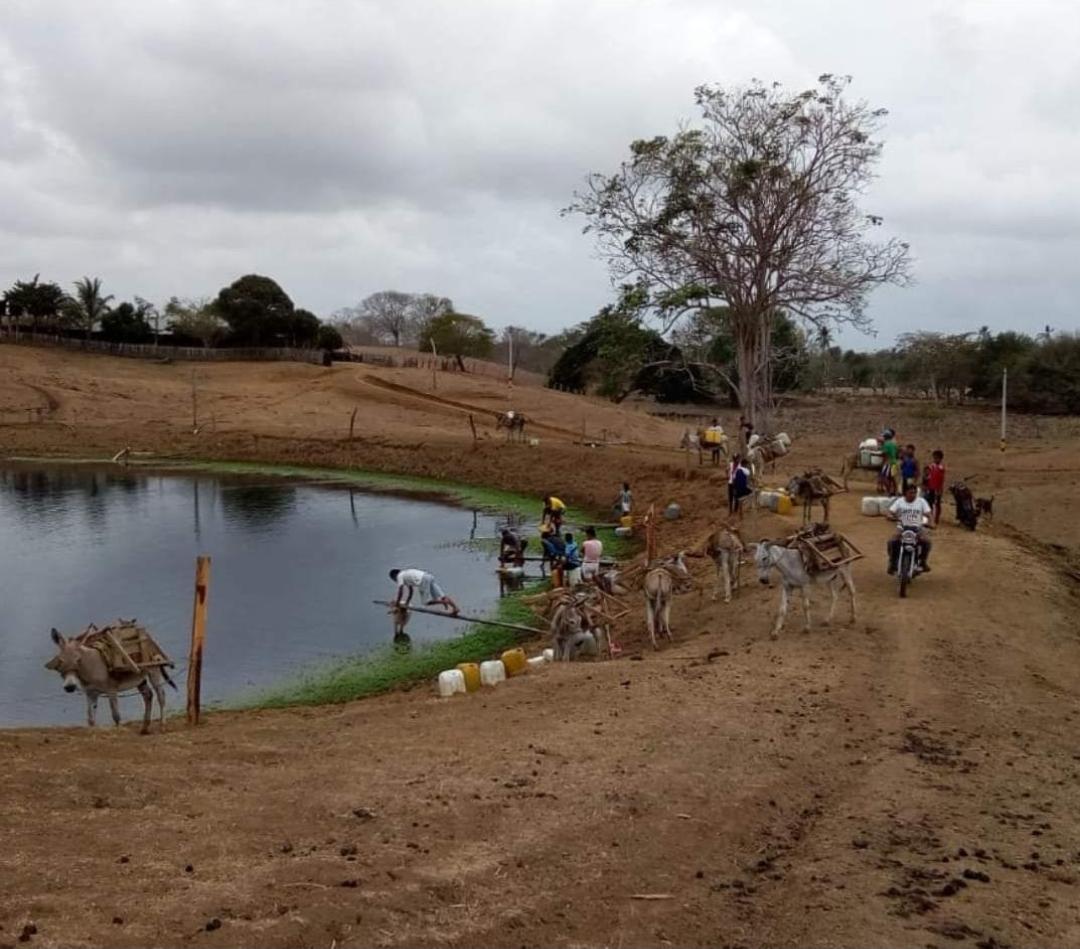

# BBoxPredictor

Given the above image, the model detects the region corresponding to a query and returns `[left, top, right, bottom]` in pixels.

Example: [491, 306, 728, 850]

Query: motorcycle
[895, 524, 922, 598]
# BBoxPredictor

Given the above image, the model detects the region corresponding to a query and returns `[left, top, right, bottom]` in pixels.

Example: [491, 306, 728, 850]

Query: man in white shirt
[886, 484, 933, 574]
[390, 568, 460, 615]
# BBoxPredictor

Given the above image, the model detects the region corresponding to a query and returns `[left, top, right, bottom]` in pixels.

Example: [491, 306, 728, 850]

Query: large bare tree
[567, 74, 911, 425]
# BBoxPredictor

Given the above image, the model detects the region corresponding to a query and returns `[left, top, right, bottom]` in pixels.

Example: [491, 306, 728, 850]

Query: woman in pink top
[581, 525, 604, 581]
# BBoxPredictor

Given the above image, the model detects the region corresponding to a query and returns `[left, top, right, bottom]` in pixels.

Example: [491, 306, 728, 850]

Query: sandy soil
[1, 345, 1079, 948]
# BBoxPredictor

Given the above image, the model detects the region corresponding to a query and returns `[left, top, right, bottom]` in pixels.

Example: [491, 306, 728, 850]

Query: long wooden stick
[371, 600, 544, 637]
[515, 555, 620, 566]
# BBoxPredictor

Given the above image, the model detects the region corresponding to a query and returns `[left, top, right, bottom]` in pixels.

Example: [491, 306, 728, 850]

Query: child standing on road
[923, 449, 947, 526]
[900, 444, 920, 493]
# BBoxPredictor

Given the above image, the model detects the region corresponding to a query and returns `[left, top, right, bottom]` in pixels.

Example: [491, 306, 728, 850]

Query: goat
[975, 495, 995, 520]
[643, 552, 689, 649]
[704, 527, 744, 604]
[753, 541, 857, 640]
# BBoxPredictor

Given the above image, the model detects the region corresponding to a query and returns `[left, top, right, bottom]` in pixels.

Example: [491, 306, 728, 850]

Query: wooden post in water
[186, 556, 211, 725]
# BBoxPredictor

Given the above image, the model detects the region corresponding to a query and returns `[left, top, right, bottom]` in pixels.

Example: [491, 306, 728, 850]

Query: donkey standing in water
[753, 541, 857, 639]
[45, 628, 177, 733]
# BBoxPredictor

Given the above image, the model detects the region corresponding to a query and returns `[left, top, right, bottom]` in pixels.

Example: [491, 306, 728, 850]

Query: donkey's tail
[161, 664, 179, 691]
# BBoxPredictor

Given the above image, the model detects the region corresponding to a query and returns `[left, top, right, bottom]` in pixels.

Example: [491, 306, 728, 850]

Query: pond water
[0, 465, 511, 726]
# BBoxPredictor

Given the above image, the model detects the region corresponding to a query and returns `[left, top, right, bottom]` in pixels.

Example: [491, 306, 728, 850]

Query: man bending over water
[389, 568, 460, 616]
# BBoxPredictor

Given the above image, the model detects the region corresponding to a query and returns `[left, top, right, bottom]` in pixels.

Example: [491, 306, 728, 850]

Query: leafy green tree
[3, 275, 68, 331]
[417, 312, 495, 369]
[287, 308, 321, 348]
[567, 74, 911, 426]
[1016, 333, 1080, 414]
[316, 323, 344, 350]
[164, 296, 227, 348]
[969, 329, 1034, 400]
[548, 290, 707, 403]
[100, 301, 153, 343]
[68, 277, 114, 336]
[214, 274, 294, 345]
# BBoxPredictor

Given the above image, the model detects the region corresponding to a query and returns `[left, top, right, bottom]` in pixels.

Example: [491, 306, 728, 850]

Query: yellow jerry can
[500, 647, 528, 677]
[455, 662, 482, 693]
[776, 494, 793, 516]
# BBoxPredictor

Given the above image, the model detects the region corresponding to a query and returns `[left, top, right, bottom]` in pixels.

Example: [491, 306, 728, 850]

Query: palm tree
[70, 277, 114, 337]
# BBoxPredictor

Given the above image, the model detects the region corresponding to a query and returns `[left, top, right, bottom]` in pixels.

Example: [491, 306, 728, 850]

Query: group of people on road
[878, 426, 949, 574]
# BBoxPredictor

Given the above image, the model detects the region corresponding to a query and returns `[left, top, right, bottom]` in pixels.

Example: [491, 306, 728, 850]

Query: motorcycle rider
[886, 482, 933, 574]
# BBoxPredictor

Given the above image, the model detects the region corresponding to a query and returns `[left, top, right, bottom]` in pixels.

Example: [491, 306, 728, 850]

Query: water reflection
[0, 465, 502, 726]
[219, 483, 297, 528]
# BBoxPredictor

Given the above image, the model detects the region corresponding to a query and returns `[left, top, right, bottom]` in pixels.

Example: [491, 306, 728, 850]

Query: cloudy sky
[1, 0, 1077, 346]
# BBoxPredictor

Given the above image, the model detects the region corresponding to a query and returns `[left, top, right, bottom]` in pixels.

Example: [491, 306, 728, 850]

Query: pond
[0, 464, 513, 726]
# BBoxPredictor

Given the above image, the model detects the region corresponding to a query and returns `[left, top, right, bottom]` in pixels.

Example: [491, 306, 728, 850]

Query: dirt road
[2, 347, 1079, 947]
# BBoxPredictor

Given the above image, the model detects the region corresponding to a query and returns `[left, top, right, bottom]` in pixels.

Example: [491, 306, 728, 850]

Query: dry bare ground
[1, 345, 1079, 948]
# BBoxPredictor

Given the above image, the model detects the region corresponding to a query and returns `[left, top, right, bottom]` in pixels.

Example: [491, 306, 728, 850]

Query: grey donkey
[46, 628, 177, 733]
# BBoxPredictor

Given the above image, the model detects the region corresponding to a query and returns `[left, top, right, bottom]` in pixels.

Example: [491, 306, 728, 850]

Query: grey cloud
[0, 0, 1078, 342]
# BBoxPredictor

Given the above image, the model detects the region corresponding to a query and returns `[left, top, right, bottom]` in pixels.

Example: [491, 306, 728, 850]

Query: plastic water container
[878, 496, 897, 515]
[619, 514, 633, 528]
[526, 656, 546, 670]
[776, 494, 793, 516]
[859, 437, 879, 450]
[861, 496, 881, 516]
[438, 669, 467, 697]
[541, 648, 554, 662]
[614, 526, 633, 538]
[758, 490, 779, 512]
[501, 648, 527, 677]
[455, 662, 481, 693]
[480, 660, 506, 687]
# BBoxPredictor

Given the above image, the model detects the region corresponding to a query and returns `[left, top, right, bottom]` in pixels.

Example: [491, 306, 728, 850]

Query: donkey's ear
[50, 627, 65, 646]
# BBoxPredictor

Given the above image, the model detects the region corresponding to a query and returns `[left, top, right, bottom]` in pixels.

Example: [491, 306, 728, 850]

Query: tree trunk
[733, 311, 774, 432]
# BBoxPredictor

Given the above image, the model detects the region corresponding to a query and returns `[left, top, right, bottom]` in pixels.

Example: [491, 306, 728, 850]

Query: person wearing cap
[879, 428, 899, 495]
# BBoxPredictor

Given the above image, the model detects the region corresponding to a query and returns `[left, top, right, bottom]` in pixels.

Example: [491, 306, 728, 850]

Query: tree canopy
[567, 74, 910, 425]
[100, 300, 153, 343]
[3, 275, 68, 331]
[214, 274, 295, 346]
[417, 312, 494, 368]
[67, 277, 114, 336]
[164, 297, 227, 348]
[334, 291, 454, 347]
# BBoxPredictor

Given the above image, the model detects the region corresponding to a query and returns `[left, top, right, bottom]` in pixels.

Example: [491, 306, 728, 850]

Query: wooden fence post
[186, 555, 211, 725]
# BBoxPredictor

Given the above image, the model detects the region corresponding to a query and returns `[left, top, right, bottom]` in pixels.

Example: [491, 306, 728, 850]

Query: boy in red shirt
[923, 449, 947, 526]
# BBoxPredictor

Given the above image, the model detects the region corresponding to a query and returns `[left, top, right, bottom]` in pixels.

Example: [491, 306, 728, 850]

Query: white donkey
[46, 628, 177, 733]
[753, 541, 857, 639]
[643, 552, 689, 649]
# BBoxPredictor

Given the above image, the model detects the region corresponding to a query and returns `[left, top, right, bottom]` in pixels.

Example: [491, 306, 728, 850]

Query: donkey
[753, 541, 857, 640]
[643, 552, 689, 649]
[746, 433, 791, 481]
[45, 628, 177, 733]
[704, 527, 744, 604]
[495, 411, 526, 442]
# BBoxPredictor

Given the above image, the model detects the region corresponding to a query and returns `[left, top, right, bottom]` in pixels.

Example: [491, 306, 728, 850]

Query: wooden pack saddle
[77, 620, 172, 675]
[784, 523, 863, 573]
